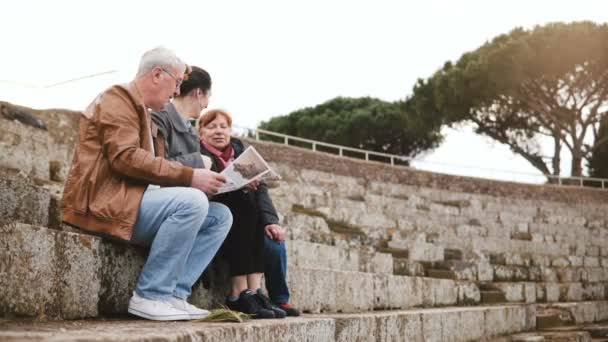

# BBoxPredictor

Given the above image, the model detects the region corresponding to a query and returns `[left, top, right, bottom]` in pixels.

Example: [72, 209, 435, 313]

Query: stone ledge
[249, 139, 608, 205]
[0, 305, 537, 342]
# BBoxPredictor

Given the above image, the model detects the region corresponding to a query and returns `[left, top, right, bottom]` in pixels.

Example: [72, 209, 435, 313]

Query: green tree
[258, 97, 443, 158]
[411, 21, 608, 178]
[588, 116, 608, 179]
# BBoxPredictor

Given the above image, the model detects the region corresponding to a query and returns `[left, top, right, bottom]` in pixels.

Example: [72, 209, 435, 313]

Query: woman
[199, 109, 286, 319]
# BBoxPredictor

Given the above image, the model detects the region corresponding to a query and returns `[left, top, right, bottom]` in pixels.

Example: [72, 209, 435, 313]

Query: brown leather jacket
[61, 82, 194, 241]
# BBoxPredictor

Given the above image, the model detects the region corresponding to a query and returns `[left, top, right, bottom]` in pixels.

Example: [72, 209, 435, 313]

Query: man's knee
[209, 202, 232, 230]
[177, 188, 209, 214]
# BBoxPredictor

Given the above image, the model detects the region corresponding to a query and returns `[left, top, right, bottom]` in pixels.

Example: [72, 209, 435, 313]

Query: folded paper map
[217, 146, 281, 194]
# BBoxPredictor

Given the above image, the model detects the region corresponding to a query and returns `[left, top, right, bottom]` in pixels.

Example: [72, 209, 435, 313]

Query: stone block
[531, 255, 551, 267]
[477, 262, 494, 282]
[494, 265, 529, 281]
[426, 278, 457, 306]
[288, 267, 374, 313]
[545, 283, 560, 303]
[494, 283, 525, 302]
[334, 312, 424, 342]
[0, 170, 51, 227]
[581, 268, 605, 283]
[559, 283, 583, 302]
[582, 283, 605, 301]
[568, 256, 584, 267]
[586, 245, 600, 257]
[374, 274, 423, 310]
[484, 305, 529, 337]
[408, 242, 444, 262]
[551, 256, 571, 267]
[456, 281, 481, 305]
[436, 260, 477, 281]
[535, 283, 546, 302]
[556, 268, 583, 282]
[393, 258, 425, 276]
[516, 222, 530, 233]
[549, 301, 608, 324]
[359, 249, 393, 274]
[287, 240, 356, 272]
[540, 266, 558, 282]
[524, 282, 536, 303]
[0, 118, 52, 180]
[60, 231, 102, 319]
[0, 223, 101, 319]
[583, 257, 600, 268]
[98, 241, 147, 315]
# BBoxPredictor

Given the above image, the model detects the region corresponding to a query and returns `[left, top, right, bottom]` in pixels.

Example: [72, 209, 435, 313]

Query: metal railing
[238, 126, 608, 189]
[253, 128, 411, 166]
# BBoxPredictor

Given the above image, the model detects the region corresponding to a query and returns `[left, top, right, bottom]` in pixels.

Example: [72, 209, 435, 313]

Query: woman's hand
[244, 180, 259, 192]
[264, 224, 285, 242]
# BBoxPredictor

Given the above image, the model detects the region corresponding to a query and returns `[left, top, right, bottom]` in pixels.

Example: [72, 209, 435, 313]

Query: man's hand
[265, 224, 285, 241]
[191, 169, 227, 195]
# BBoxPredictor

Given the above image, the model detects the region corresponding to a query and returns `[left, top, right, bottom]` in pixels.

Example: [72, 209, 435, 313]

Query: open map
[217, 146, 281, 194]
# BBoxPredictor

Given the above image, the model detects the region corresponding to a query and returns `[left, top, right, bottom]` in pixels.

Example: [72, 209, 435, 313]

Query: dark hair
[178, 66, 211, 97]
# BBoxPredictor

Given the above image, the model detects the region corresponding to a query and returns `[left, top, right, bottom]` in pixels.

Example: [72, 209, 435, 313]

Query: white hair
[137, 46, 185, 76]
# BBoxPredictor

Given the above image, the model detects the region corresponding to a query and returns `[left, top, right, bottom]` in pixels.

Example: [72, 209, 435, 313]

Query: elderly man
[61, 47, 232, 321]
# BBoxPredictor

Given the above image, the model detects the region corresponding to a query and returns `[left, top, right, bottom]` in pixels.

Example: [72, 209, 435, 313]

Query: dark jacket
[201, 138, 280, 228]
[151, 103, 205, 168]
[62, 83, 193, 241]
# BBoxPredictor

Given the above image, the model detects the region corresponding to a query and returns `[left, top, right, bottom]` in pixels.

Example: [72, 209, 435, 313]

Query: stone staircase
[2, 101, 608, 341]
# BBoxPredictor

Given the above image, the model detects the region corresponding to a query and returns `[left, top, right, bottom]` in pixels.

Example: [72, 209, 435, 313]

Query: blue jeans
[263, 235, 290, 304]
[131, 187, 232, 300]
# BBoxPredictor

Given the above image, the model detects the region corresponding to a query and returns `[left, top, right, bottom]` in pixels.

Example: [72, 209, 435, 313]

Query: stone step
[392, 257, 425, 276]
[286, 240, 393, 274]
[481, 290, 508, 304]
[536, 302, 608, 326]
[537, 313, 572, 329]
[493, 282, 537, 304]
[288, 267, 468, 313]
[0, 168, 54, 228]
[434, 260, 478, 280]
[426, 269, 457, 280]
[0, 304, 537, 342]
[0, 117, 53, 180]
[496, 321, 608, 342]
[444, 248, 463, 261]
[0, 113, 76, 182]
[0, 222, 477, 319]
[508, 331, 592, 341]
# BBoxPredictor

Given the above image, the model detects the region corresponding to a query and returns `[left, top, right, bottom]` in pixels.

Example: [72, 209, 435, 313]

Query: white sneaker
[167, 297, 210, 319]
[128, 293, 190, 321]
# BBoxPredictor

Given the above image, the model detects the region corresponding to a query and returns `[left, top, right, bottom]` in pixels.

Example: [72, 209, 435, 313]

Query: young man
[61, 47, 232, 321]
[151, 66, 300, 316]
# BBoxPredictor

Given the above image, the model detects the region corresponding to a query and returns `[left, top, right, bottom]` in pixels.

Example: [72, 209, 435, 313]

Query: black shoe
[255, 289, 286, 318]
[277, 302, 301, 317]
[225, 289, 275, 319]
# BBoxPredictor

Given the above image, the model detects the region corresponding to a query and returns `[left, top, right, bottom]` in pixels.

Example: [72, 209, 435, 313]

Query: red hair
[199, 109, 233, 128]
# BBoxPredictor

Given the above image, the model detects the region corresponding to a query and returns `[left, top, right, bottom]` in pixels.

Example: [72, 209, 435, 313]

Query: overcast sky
[1, 0, 606, 183]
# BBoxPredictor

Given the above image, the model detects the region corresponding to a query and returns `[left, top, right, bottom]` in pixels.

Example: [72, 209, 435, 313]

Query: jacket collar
[124, 82, 147, 112]
[164, 102, 192, 133]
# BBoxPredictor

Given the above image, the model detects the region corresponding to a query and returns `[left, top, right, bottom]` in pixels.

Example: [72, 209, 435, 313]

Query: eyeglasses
[160, 67, 183, 89]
